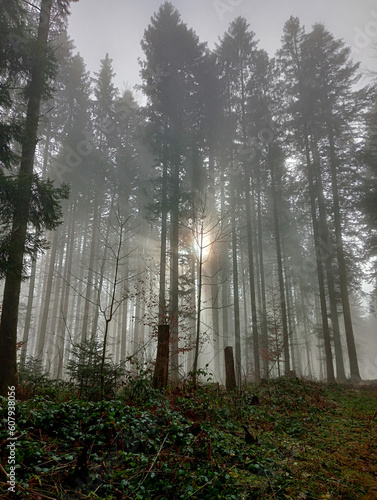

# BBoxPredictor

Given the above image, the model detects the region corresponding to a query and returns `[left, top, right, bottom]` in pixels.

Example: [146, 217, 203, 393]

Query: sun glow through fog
[194, 231, 212, 262]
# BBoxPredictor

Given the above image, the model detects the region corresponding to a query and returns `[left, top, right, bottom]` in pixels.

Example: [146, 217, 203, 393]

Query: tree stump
[224, 346, 237, 392]
[152, 325, 169, 389]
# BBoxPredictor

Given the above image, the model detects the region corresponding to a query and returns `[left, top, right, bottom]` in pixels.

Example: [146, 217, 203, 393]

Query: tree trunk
[55, 203, 76, 378]
[224, 346, 237, 392]
[81, 190, 101, 341]
[169, 159, 180, 383]
[0, 0, 53, 396]
[230, 183, 242, 384]
[20, 257, 37, 368]
[158, 150, 168, 324]
[121, 292, 129, 362]
[304, 136, 335, 382]
[256, 183, 269, 378]
[311, 141, 346, 381]
[72, 217, 88, 342]
[152, 325, 170, 389]
[41, 120, 51, 178]
[35, 229, 59, 360]
[270, 152, 291, 375]
[240, 245, 250, 376]
[244, 178, 260, 381]
[283, 256, 296, 371]
[99, 221, 123, 400]
[207, 147, 220, 379]
[47, 235, 64, 374]
[220, 170, 230, 352]
[210, 257, 220, 380]
[298, 277, 313, 378]
[327, 125, 361, 380]
[91, 211, 111, 339]
[133, 248, 144, 366]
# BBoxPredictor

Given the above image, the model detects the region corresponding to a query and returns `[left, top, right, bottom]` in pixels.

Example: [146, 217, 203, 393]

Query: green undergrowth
[1, 377, 377, 499]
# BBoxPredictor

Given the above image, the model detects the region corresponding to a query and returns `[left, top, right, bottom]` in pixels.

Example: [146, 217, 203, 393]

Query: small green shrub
[66, 338, 125, 400]
[119, 364, 161, 407]
[17, 356, 75, 401]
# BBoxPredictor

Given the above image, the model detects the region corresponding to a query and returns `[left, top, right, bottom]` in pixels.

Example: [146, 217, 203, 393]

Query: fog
[68, 0, 377, 95]
[1, 0, 377, 390]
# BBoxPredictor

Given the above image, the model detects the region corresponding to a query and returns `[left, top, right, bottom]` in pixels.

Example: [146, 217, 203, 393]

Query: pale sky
[68, 0, 377, 99]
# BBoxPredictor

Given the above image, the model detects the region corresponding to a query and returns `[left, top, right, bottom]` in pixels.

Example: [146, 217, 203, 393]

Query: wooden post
[224, 346, 237, 392]
[152, 325, 170, 389]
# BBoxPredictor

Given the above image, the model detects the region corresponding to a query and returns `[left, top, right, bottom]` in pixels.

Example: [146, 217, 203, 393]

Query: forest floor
[1, 376, 377, 499]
